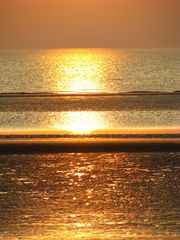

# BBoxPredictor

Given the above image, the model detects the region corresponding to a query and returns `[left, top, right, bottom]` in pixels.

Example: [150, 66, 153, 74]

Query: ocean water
[0, 49, 179, 132]
[0, 49, 180, 239]
[0, 49, 180, 93]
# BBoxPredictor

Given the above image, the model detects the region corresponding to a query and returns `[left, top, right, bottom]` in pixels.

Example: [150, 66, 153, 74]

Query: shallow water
[0, 152, 179, 240]
[0, 94, 180, 132]
[0, 110, 180, 133]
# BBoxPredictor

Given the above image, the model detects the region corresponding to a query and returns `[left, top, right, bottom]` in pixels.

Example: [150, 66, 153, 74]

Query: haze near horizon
[0, 0, 180, 49]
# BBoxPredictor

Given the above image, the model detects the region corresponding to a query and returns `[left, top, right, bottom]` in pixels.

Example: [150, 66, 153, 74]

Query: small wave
[0, 90, 180, 97]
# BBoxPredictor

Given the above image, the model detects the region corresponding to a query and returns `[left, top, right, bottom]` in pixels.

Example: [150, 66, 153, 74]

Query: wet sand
[0, 152, 179, 240]
[1, 127, 180, 153]
[0, 137, 180, 153]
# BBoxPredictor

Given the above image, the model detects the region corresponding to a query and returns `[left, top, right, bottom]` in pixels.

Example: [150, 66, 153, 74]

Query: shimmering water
[0, 152, 179, 240]
[0, 49, 180, 93]
[0, 111, 180, 133]
[0, 49, 180, 239]
[0, 48, 180, 132]
[0, 94, 180, 133]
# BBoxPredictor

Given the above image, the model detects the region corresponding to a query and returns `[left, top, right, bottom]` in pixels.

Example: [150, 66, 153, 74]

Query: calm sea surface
[0, 49, 180, 93]
[0, 49, 180, 239]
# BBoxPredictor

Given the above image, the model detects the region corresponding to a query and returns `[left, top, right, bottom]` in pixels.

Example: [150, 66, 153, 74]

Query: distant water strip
[0, 92, 180, 112]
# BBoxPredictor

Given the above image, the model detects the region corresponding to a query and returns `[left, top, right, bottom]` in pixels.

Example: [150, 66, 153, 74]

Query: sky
[0, 0, 180, 49]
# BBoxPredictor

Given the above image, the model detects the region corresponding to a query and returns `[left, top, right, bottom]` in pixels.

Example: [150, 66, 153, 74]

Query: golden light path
[54, 112, 107, 134]
[50, 49, 120, 133]
[57, 49, 105, 93]
[43, 48, 124, 93]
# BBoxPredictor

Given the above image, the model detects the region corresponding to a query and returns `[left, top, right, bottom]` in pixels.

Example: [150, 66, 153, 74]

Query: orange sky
[0, 0, 180, 49]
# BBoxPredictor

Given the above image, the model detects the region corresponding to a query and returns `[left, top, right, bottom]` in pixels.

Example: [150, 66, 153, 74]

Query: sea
[0, 49, 180, 239]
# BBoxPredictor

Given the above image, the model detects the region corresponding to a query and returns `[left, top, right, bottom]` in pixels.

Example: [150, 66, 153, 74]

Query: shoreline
[0, 136, 180, 153]
[1, 127, 180, 135]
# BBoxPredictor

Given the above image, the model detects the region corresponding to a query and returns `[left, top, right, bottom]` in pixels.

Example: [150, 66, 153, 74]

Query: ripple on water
[0, 152, 179, 239]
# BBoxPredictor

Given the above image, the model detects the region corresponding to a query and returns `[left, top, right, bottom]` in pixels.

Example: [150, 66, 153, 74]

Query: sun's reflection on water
[58, 51, 103, 93]
[43, 48, 123, 93]
[0, 152, 178, 239]
[54, 111, 107, 134]
[57, 49, 109, 93]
